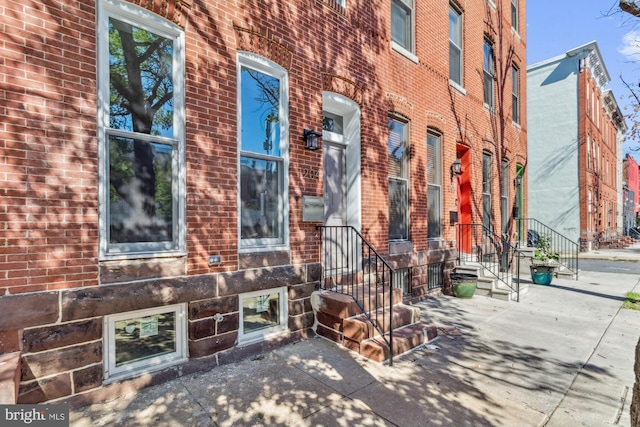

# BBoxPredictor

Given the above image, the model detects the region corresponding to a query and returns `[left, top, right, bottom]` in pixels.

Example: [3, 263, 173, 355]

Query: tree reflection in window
[107, 18, 176, 245]
[239, 64, 284, 246]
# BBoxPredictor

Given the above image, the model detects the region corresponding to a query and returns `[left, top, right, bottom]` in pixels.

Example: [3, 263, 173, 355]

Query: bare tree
[621, 0, 640, 17]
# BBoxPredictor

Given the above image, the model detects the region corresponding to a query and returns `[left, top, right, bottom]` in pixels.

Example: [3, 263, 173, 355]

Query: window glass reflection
[109, 135, 173, 243]
[114, 312, 176, 367]
[240, 157, 281, 239]
[241, 67, 280, 156]
[108, 18, 174, 138]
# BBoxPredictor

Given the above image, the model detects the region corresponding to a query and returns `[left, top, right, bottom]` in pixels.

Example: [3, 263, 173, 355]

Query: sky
[526, 0, 640, 162]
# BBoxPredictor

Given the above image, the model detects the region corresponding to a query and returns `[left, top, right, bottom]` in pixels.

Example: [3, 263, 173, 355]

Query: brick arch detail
[385, 93, 413, 120]
[321, 71, 365, 106]
[426, 110, 446, 130]
[128, 0, 192, 27]
[233, 24, 293, 71]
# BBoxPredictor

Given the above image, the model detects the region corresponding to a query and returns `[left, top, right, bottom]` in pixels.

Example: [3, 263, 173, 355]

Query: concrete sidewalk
[69, 267, 640, 427]
[578, 241, 640, 262]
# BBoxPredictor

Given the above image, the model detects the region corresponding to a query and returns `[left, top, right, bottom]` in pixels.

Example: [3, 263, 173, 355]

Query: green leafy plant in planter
[530, 235, 560, 285]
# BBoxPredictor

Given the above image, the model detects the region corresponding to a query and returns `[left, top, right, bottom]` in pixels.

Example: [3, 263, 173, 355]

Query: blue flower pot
[530, 265, 554, 285]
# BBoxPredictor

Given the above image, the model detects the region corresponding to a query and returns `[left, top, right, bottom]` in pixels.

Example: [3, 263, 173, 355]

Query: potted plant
[450, 272, 478, 298]
[530, 235, 560, 285]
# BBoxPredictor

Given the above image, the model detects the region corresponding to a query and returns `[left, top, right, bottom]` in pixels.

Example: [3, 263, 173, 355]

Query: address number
[300, 167, 320, 179]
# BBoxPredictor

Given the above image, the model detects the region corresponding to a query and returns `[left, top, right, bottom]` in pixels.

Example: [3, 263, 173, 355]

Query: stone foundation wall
[0, 263, 319, 405]
[386, 242, 457, 299]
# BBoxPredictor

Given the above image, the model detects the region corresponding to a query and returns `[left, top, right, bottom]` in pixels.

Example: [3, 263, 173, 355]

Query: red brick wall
[0, 0, 527, 404]
[1, 0, 526, 294]
[0, 1, 99, 294]
[578, 67, 620, 238]
[627, 155, 640, 218]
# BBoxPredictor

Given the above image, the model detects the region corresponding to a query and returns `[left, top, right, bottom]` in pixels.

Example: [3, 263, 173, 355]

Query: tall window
[388, 118, 409, 241]
[482, 152, 492, 232]
[449, 5, 463, 86]
[500, 159, 509, 235]
[238, 54, 288, 250]
[483, 39, 495, 110]
[98, 0, 185, 258]
[515, 163, 524, 240]
[511, 0, 518, 32]
[588, 190, 592, 232]
[512, 65, 520, 124]
[391, 0, 414, 53]
[427, 131, 442, 238]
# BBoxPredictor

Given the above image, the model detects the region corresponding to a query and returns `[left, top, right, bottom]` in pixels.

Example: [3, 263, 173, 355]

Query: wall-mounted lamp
[450, 158, 462, 177]
[303, 129, 322, 150]
[514, 175, 523, 188]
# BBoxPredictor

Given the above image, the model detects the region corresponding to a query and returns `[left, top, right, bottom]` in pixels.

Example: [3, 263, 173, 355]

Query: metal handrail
[316, 225, 395, 365]
[517, 218, 579, 279]
[456, 223, 522, 301]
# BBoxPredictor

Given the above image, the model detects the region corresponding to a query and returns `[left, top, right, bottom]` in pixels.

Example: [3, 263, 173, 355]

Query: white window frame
[103, 303, 188, 381]
[238, 287, 288, 344]
[237, 52, 290, 252]
[501, 159, 510, 235]
[512, 65, 520, 124]
[391, 0, 417, 61]
[482, 152, 492, 232]
[449, 4, 464, 88]
[483, 39, 495, 111]
[511, 0, 518, 32]
[97, 0, 186, 260]
[388, 117, 410, 242]
[427, 131, 443, 239]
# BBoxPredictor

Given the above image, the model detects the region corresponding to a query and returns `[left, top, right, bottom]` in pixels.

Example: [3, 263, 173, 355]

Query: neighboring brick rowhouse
[627, 154, 640, 218]
[633, 337, 640, 427]
[0, 0, 526, 404]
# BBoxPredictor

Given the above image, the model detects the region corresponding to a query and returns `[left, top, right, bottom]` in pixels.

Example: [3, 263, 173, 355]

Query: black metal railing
[316, 225, 395, 365]
[630, 227, 640, 240]
[456, 224, 522, 301]
[516, 218, 579, 279]
[427, 262, 444, 291]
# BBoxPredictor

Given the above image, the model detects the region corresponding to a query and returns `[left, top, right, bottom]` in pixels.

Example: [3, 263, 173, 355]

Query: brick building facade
[0, 0, 527, 405]
[624, 153, 640, 232]
[527, 41, 626, 250]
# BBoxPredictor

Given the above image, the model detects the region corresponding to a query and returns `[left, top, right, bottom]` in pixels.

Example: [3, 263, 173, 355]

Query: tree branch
[620, 0, 640, 17]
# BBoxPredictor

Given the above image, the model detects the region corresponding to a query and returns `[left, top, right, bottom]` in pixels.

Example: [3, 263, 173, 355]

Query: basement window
[239, 287, 288, 344]
[103, 304, 187, 381]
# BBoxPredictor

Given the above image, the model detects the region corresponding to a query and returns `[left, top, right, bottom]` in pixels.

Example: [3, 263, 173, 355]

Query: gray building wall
[527, 56, 581, 243]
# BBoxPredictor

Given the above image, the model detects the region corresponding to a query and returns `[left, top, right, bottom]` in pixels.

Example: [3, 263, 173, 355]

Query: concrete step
[356, 323, 438, 363]
[342, 303, 419, 342]
[455, 264, 522, 301]
[0, 352, 20, 404]
[311, 286, 402, 319]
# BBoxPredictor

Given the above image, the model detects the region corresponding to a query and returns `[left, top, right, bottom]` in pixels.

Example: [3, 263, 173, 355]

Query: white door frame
[322, 92, 361, 231]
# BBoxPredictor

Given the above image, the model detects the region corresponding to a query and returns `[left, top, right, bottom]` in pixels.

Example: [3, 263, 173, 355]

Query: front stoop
[357, 324, 438, 363]
[311, 288, 437, 363]
[455, 263, 525, 301]
[0, 352, 21, 404]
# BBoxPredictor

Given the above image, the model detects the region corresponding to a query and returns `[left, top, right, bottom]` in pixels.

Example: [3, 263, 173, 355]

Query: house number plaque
[300, 167, 320, 179]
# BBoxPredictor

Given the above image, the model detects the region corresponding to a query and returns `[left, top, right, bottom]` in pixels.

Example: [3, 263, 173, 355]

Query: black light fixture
[303, 129, 322, 150]
[451, 158, 462, 177]
[514, 174, 523, 188]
